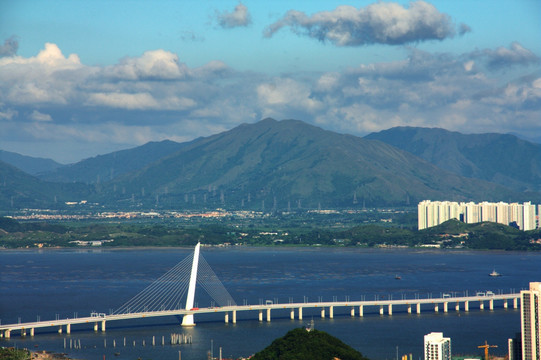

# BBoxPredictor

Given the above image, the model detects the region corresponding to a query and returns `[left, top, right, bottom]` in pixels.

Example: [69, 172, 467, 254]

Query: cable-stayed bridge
[0, 243, 521, 338]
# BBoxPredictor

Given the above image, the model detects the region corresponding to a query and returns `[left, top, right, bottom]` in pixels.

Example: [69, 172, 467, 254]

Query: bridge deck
[0, 293, 520, 335]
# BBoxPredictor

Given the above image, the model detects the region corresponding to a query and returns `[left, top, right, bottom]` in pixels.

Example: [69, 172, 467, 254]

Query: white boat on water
[489, 269, 502, 277]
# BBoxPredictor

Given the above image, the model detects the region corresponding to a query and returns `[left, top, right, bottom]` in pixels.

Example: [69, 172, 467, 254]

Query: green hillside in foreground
[251, 328, 370, 360]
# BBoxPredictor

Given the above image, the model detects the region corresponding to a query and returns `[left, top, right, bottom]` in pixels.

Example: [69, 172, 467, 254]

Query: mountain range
[0, 150, 63, 175]
[38, 139, 191, 184]
[365, 127, 541, 193]
[1, 118, 539, 211]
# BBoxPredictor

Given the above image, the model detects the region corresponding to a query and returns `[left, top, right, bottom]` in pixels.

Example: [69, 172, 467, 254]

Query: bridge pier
[58, 326, 62, 334]
[465, 300, 469, 312]
[416, 303, 421, 314]
[258, 310, 263, 322]
[298, 307, 303, 320]
[407, 304, 411, 314]
[504, 299, 508, 309]
[455, 302, 460, 311]
[4, 330, 10, 339]
[101, 320, 106, 332]
[434, 304, 439, 313]
[66, 324, 71, 334]
[443, 302, 448, 313]
[320, 308, 325, 318]
[30, 328, 34, 337]
[480, 301, 484, 310]
[388, 304, 392, 315]
[359, 305, 363, 317]
[266, 308, 271, 322]
[350, 307, 355, 317]
[233, 310, 236, 324]
[329, 306, 333, 319]
[489, 299, 494, 310]
[379, 306, 384, 315]
[513, 298, 518, 309]
[290, 309, 294, 320]
[225, 313, 229, 323]
[21, 329, 26, 337]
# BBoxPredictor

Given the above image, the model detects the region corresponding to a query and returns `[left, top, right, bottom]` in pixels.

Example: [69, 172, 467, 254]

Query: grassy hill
[365, 126, 541, 193]
[251, 328, 370, 360]
[0, 149, 63, 175]
[95, 119, 526, 209]
[2, 120, 539, 211]
[0, 160, 92, 210]
[37, 139, 189, 184]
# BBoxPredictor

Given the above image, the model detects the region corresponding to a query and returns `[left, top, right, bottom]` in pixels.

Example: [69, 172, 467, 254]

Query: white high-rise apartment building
[480, 201, 497, 223]
[523, 202, 536, 231]
[424, 332, 451, 360]
[509, 203, 524, 230]
[418, 200, 540, 231]
[496, 201, 509, 225]
[521, 282, 541, 360]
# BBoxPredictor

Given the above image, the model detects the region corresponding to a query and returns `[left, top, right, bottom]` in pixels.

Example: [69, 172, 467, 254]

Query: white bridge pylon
[181, 242, 200, 326]
[113, 242, 236, 327]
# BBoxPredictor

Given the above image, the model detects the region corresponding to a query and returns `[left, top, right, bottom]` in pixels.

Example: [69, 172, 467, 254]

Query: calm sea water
[1, 247, 540, 360]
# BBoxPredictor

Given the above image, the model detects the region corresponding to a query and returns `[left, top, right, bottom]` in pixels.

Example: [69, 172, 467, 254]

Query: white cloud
[470, 42, 540, 70]
[0, 43, 84, 105]
[217, 2, 252, 29]
[29, 110, 53, 122]
[0, 107, 17, 121]
[0, 42, 81, 68]
[0, 40, 540, 162]
[86, 92, 196, 110]
[103, 50, 187, 80]
[264, 1, 466, 46]
[257, 78, 322, 113]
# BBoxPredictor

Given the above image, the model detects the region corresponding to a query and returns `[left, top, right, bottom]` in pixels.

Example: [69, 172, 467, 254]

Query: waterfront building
[521, 282, 541, 360]
[508, 333, 522, 360]
[418, 200, 540, 231]
[424, 332, 451, 360]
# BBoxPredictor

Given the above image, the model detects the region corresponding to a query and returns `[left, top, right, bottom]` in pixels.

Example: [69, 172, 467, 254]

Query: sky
[1, 0, 540, 164]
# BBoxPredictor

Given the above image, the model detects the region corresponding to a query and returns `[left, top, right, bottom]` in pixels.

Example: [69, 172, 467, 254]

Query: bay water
[1, 247, 540, 360]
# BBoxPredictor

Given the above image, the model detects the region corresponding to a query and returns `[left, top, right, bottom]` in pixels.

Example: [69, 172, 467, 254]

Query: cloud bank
[470, 42, 540, 70]
[264, 1, 468, 46]
[0, 40, 539, 162]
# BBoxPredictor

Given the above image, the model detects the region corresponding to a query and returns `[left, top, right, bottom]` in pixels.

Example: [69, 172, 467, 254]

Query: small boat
[489, 269, 501, 277]
[395, 275, 401, 280]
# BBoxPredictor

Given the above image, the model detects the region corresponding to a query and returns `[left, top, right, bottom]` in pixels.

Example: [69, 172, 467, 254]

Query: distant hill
[0, 149, 63, 175]
[2, 120, 539, 211]
[0, 160, 91, 209]
[365, 127, 541, 193]
[38, 140, 189, 184]
[251, 327, 370, 360]
[509, 132, 541, 144]
[94, 118, 530, 209]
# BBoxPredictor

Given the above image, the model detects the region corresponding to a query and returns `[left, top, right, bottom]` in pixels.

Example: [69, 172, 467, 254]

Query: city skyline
[1, 0, 540, 163]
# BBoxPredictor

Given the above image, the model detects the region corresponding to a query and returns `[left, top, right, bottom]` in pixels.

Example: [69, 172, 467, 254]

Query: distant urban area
[418, 200, 541, 231]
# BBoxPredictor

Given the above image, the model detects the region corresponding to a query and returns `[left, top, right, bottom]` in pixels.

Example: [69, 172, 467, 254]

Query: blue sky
[1, 0, 540, 163]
